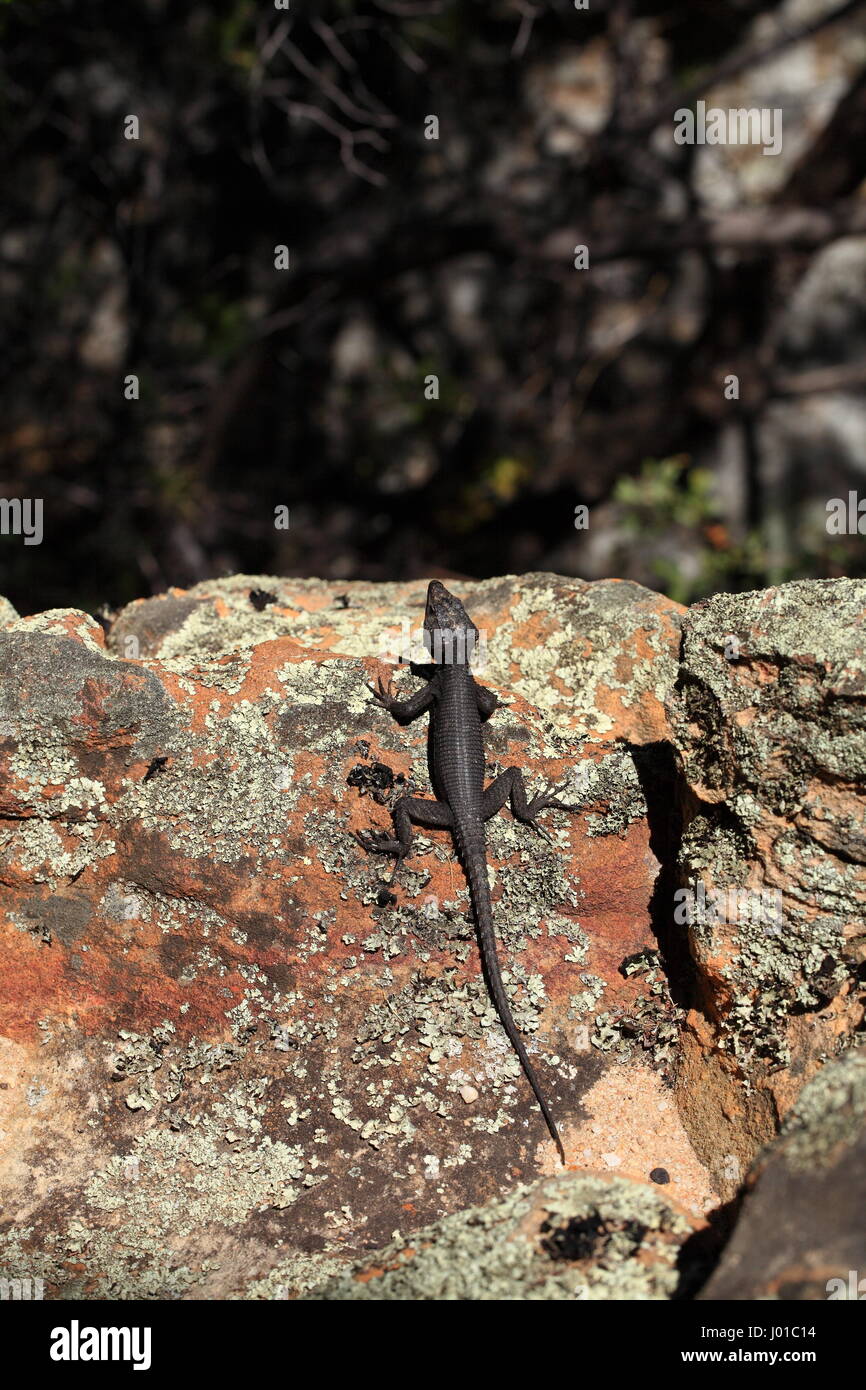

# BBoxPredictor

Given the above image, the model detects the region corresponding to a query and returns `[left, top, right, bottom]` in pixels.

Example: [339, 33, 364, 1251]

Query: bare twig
[280, 39, 396, 128]
[311, 17, 399, 116]
[255, 283, 340, 340]
[260, 15, 293, 68]
[372, 0, 446, 14]
[248, 15, 295, 193]
[272, 96, 388, 185]
[512, 2, 542, 60]
[772, 362, 866, 397]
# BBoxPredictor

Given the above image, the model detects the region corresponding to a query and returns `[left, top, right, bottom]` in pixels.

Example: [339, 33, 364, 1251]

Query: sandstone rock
[0, 573, 716, 1300]
[700, 1049, 866, 1300]
[304, 1170, 699, 1301]
[667, 578, 866, 1197]
[105, 571, 684, 745]
[4, 571, 860, 1298]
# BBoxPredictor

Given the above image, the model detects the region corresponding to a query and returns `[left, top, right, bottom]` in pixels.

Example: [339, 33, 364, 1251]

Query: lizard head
[423, 580, 478, 666]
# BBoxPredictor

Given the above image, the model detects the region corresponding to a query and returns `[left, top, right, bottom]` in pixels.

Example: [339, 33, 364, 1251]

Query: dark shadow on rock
[673, 1195, 743, 1299]
[622, 738, 697, 1015]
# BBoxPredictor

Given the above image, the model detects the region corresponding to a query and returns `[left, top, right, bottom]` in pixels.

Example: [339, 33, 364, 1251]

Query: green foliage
[614, 457, 863, 604]
[188, 293, 249, 366]
[482, 455, 531, 503]
[448, 454, 532, 533]
[211, 0, 256, 64]
[615, 455, 714, 532]
[615, 457, 769, 604]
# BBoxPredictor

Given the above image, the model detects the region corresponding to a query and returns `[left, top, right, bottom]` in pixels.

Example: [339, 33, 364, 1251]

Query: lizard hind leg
[481, 767, 579, 837]
[355, 794, 453, 883]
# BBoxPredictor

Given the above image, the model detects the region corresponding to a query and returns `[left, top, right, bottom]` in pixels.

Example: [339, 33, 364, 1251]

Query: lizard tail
[458, 823, 566, 1165]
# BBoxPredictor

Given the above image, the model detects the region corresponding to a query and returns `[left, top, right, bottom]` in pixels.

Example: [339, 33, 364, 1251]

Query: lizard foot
[365, 677, 397, 713]
[524, 779, 581, 830]
[353, 828, 405, 857]
[353, 828, 408, 884]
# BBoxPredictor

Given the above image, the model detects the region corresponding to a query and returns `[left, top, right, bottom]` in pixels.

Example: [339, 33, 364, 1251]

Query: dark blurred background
[2, 0, 865, 615]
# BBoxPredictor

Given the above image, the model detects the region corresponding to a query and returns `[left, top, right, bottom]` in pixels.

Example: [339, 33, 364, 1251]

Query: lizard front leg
[367, 671, 439, 724]
[359, 670, 445, 877]
[481, 767, 578, 842]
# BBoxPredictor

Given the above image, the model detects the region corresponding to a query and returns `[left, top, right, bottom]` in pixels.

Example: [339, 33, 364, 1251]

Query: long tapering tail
[457, 820, 566, 1164]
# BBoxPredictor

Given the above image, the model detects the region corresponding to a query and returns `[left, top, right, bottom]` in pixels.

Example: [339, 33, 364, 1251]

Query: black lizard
[355, 580, 578, 1163]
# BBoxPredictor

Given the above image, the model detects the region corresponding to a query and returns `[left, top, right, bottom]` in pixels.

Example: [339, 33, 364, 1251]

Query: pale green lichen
[568, 973, 607, 1016]
[579, 751, 648, 836]
[6, 609, 107, 653]
[0, 594, 19, 624]
[0, 817, 116, 886]
[775, 1048, 866, 1172]
[504, 577, 680, 737]
[303, 1172, 692, 1300]
[239, 1252, 350, 1300]
[671, 578, 866, 1077]
[591, 953, 683, 1069]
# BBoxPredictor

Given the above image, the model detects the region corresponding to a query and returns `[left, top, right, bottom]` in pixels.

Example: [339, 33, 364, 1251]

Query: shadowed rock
[700, 1049, 866, 1300]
